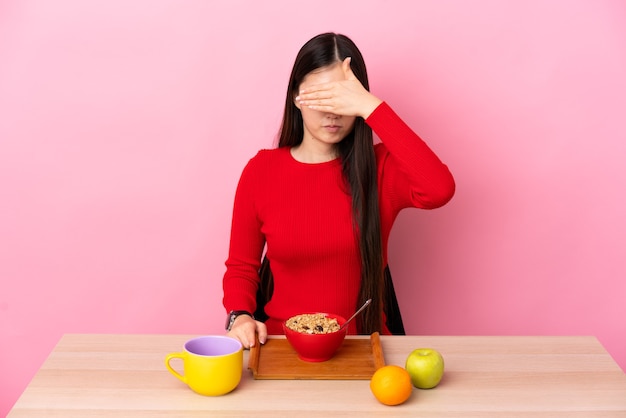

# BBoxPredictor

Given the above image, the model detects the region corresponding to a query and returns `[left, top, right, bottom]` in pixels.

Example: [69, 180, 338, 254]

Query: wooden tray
[248, 332, 385, 380]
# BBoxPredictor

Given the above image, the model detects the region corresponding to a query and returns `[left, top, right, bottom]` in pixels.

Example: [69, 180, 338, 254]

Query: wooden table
[8, 334, 626, 417]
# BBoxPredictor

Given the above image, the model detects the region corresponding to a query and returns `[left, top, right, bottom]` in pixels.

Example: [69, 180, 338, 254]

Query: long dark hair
[275, 33, 384, 334]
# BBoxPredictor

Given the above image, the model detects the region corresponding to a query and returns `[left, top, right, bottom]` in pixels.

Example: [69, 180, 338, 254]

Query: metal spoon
[339, 299, 372, 331]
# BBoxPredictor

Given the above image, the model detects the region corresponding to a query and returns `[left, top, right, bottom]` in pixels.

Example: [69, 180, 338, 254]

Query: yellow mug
[165, 335, 243, 396]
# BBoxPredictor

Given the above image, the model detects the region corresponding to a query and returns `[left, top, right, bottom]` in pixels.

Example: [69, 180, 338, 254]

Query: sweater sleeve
[222, 154, 266, 314]
[366, 102, 455, 209]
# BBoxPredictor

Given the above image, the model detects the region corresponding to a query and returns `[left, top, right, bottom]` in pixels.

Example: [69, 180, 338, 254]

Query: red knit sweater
[222, 102, 455, 335]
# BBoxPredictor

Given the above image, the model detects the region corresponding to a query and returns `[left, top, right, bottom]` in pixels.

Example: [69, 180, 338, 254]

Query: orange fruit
[370, 365, 413, 406]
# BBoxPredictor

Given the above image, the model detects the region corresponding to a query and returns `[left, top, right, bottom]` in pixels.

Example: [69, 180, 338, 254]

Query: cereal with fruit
[285, 313, 340, 334]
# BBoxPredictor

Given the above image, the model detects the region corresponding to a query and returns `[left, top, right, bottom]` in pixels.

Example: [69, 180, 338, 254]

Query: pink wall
[1, 0, 625, 414]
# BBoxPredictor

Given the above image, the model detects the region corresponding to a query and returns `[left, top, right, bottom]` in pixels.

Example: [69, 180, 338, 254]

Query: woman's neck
[290, 142, 338, 163]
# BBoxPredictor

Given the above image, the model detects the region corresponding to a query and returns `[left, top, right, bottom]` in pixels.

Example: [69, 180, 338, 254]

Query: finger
[256, 322, 268, 345]
[304, 105, 336, 113]
[342, 56, 357, 80]
[296, 93, 333, 108]
[227, 330, 250, 349]
[245, 328, 257, 348]
[297, 87, 332, 101]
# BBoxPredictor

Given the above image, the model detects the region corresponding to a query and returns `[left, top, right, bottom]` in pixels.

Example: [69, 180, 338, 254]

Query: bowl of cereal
[282, 312, 348, 362]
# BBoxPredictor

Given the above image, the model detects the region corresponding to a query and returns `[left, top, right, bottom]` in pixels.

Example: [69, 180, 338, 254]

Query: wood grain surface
[8, 334, 626, 417]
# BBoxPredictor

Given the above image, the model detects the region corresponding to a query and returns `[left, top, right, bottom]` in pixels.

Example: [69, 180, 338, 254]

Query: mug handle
[165, 352, 187, 384]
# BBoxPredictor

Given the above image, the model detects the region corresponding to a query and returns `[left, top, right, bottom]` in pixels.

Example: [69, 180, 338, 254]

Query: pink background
[1, 0, 625, 414]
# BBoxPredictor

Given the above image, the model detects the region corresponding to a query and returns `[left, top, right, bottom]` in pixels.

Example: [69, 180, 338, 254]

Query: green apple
[405, 348, 444, 389]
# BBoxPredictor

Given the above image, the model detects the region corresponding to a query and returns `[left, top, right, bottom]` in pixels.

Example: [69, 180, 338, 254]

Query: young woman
[223, 33, 455, 349]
